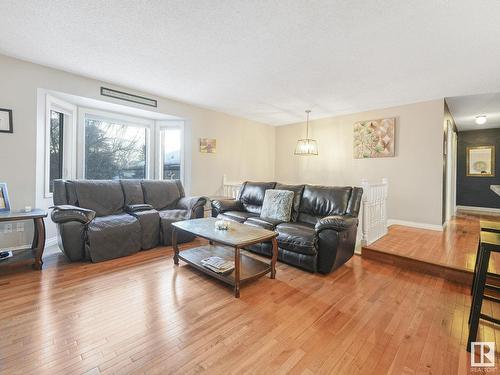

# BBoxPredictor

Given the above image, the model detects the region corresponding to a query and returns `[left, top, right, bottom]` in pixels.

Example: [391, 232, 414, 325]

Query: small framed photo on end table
[0, 183, 11, 212]
[0, 108, 13, 134]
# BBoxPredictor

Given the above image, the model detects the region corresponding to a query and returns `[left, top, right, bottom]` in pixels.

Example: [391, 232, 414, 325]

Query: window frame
[156, 120, 185, 183]
[77, 108, 154, 180]
[49, 110, 64, 192]
[44, 95, 77, 198]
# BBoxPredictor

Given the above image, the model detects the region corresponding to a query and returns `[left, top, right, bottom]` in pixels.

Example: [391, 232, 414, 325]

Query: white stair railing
[222, 175, 242, 199]
[360, 178, 388, 246]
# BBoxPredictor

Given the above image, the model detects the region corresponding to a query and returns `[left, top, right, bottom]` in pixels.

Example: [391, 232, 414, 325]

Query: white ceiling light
[475, 115, 487, 125]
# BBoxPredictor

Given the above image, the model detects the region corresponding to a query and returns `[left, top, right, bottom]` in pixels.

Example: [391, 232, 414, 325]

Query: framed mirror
[467, 146, 495, 177]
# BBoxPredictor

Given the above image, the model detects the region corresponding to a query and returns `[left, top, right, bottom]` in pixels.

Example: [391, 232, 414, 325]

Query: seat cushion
[245, 216, 284, 230]
[276, 222, 318, 255]
[159, 209, 194, 245]
[86, 213, 142, 262]
[159, 209, 191, 221]
[218, 211, 259, 223]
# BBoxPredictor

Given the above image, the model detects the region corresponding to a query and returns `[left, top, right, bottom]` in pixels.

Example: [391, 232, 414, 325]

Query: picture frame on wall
[467, 146, 495, 177]
[0, 108, 13, 134]
[0, 183, 11, 212]
[353, 117, 395, 158]
[200, 138, 216, 153]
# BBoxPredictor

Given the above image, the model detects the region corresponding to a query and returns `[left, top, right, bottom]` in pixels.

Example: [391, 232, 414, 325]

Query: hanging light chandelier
[294, 110, 318, 155]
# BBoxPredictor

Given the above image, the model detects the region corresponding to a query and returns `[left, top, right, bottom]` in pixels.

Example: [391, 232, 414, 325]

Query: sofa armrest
[211, 199, 244, 214]
[50, 205, 96, 224]
[177, 196, 207, 215]
[125, 204, 154, 213]
[315, 215, 358, 233]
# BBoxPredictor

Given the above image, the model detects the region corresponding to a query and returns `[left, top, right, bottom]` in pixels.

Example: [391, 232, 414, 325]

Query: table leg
[32, 218, 45, 270]
[234, 246, 240, 298]
[172, 228, 179, 265]
[31, 218, 39, 250]
[271, 237, 278, 279]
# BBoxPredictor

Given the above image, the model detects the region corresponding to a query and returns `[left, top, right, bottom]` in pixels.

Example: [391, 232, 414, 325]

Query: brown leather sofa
[211, 182, 363, 274]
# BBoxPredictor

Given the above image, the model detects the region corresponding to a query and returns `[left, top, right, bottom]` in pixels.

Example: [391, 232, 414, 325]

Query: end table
[0, 209, 48, 270]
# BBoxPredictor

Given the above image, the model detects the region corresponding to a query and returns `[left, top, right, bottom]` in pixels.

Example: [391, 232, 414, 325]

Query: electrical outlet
[16, 222, 24, 232]
[4, 224, 12, 233]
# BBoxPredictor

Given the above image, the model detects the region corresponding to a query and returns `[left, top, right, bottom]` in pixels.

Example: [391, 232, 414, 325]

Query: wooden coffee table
[172, 217, 278, 298]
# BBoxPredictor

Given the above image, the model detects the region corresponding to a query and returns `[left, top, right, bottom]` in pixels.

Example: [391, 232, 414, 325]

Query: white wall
[0, 54, 275, 248]
[275, 100, 445, 226]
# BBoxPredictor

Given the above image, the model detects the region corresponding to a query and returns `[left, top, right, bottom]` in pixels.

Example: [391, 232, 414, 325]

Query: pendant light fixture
[294, 110, 318, 155]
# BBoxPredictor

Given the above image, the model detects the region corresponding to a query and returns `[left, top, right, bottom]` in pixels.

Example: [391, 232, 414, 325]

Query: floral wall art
[353, 118, 395, 158]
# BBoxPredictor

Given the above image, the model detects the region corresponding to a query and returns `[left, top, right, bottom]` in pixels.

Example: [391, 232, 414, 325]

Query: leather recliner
[51, 179, 206, 263]
[212, 181, 363, 274]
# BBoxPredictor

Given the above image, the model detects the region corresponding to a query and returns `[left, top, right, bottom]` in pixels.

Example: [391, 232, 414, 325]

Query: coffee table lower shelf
[178, 245, 271, 286]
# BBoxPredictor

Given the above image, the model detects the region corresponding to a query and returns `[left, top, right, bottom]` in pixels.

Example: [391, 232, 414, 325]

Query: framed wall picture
[0, 183, 11, 212]
[467, 146, 495, 177]
[353, 117, 395, 158]
[200, 138, 216, 153]
[0, 108, 13, 134]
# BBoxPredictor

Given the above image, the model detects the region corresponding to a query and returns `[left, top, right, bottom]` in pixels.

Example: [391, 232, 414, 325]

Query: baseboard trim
[387, 219, 443, 232]
[0, 236, 58, 252]
[456, 205, 500, 215]
[46, 237, 58, 248]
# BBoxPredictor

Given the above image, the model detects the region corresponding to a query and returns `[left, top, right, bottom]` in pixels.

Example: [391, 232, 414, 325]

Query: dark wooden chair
[470, 220, 500, 295]
[468, 230, 500, 351]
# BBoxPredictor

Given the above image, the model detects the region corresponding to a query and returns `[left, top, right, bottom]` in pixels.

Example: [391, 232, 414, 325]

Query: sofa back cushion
[53, 180, 68, 205]
[238, 181, 276, 214]
[73, 180, 125, 217]
[120, 180, 145, 205]
[142, 180, 181, 210]
[274, 183, 305, 222]
[298, 185, 353, 225]
[346, 187, 363, 217]
[66, 181, 79, 206]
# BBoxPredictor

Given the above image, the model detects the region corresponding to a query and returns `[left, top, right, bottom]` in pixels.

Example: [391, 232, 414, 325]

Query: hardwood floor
[363, 211, 500, 283]
[1, 239, 498, 374]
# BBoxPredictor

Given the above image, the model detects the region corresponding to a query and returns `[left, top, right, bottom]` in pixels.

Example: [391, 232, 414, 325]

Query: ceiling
[1, 1, 500, 126]
[447, 92, 500, 131]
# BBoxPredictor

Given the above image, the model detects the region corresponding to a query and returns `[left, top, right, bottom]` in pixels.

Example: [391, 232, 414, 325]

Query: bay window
[84, 115, 149, 179]
[160, 126, 182, 180]
[49, 110, 64, 192]
[45, 97, 185, 196]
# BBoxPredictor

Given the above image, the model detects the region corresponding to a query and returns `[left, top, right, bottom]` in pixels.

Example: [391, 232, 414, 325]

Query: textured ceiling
[1, 1, 500, 125]
[447, 92, 500, 131]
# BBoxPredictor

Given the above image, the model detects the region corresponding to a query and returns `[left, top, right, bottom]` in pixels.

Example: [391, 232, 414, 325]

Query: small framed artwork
[200, 138, 216, 153]
[467, 146, 495, 177]
[0, 108, 13, 134]
[0, 183, 11, 212]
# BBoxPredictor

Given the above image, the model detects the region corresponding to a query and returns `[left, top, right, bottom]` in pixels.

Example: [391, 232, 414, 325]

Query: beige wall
[0, 52, 447, 250]
[0, 54, 275, 248]
[275, 99, 445, 226]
